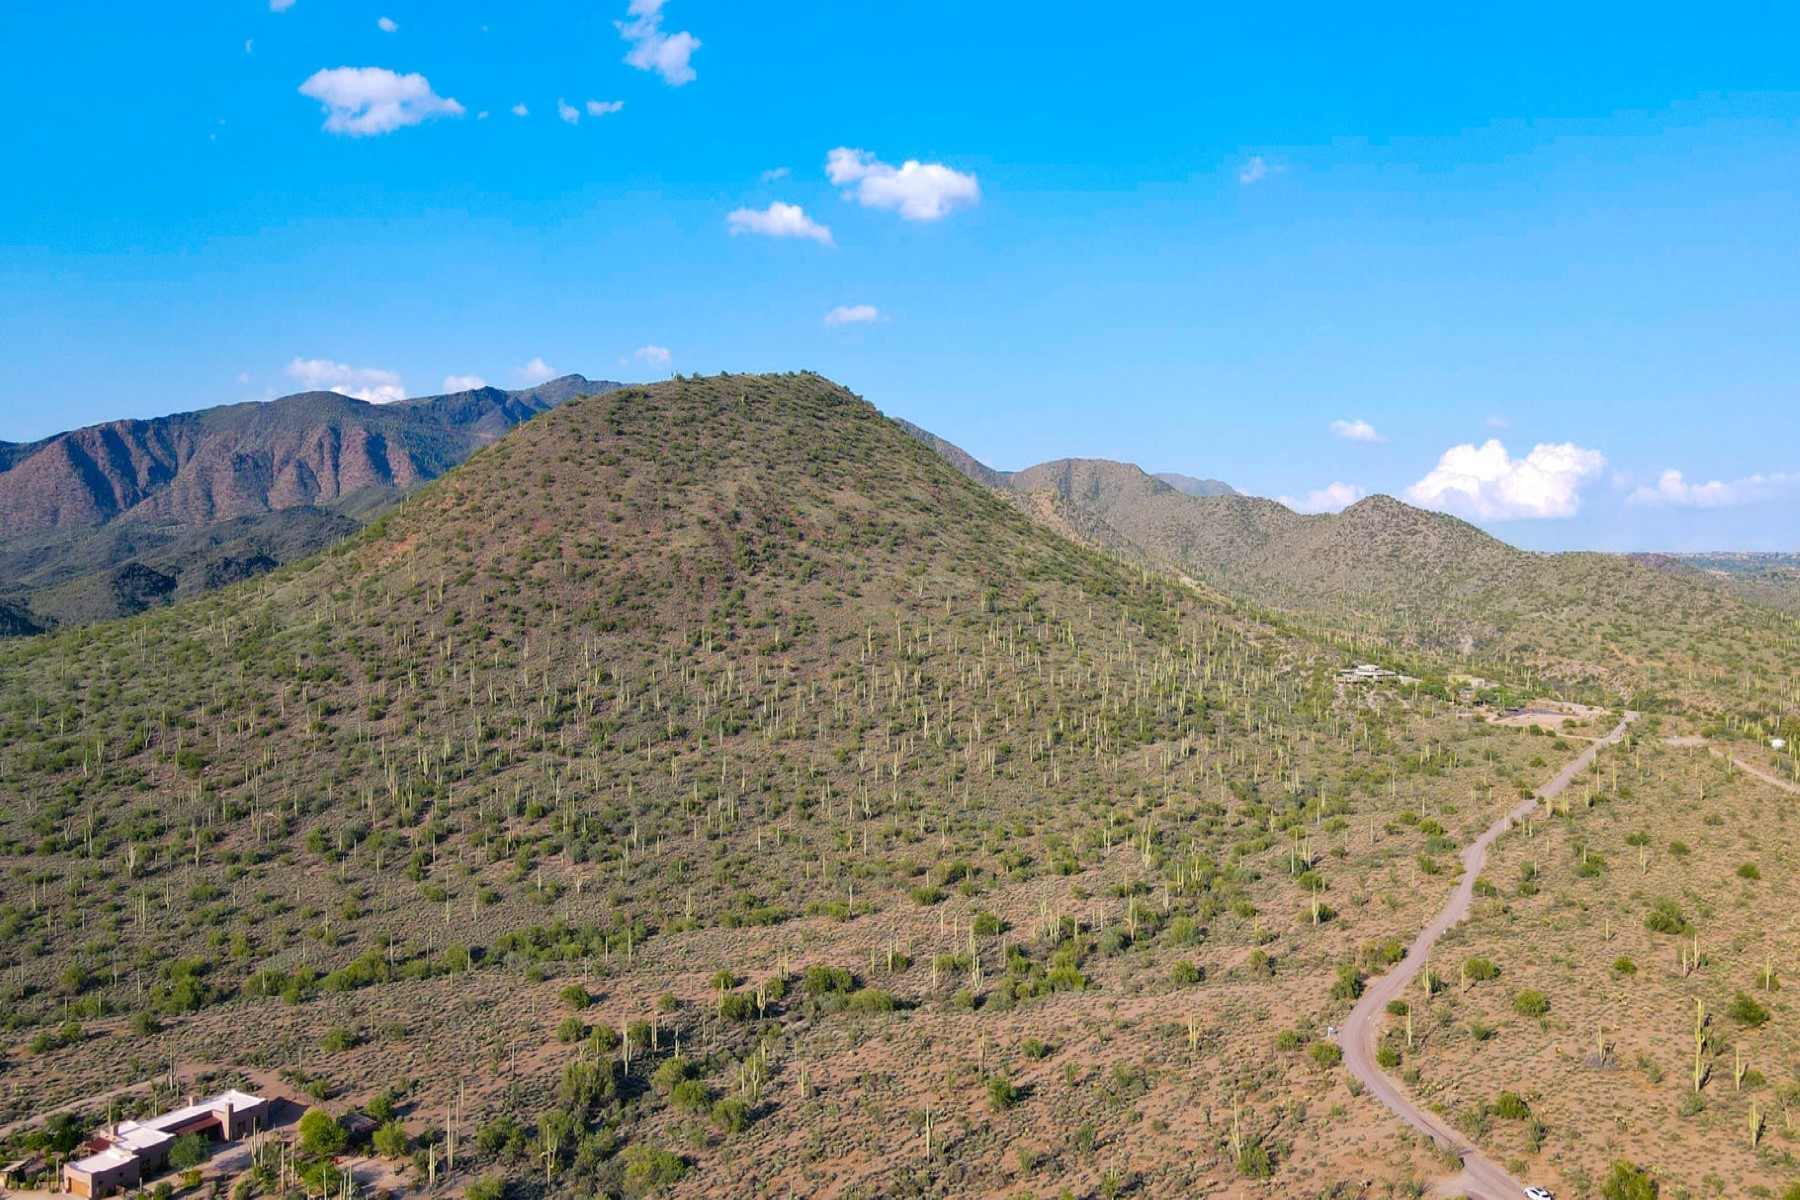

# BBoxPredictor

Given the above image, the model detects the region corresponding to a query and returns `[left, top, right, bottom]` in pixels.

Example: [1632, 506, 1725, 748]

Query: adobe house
[63, 1090, 269, 1198]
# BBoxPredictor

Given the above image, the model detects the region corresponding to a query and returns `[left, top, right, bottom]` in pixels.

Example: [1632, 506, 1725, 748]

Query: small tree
[372, 1121, 408, 1159]
[168, 1134, 210, 1171]
[1600, 1159, 1658, 1200]
[298, 1107, 347, 1157]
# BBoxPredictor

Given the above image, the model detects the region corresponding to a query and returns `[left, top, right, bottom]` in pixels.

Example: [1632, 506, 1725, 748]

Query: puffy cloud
[1330, 418, 1383, 443]
[285, 358, 405, 404]
[1238, 155, 1270, 184]
[377, 16, 397, 32]
[727, 202, 833, 246]
[510, 103, 529, 117]
[516, 358, 557, 384]
[617, 0, 700, 86]
[761, 166, 791, 182]
[1628, 468, 1800, 509]
[826, 147, 979, 221]
[442, 374, 487, 392]
[558, 99, 580, 125]
[587, 99, 624, 117]
[824, 304, 882, 327]
[1406, 439, 1606, 519]
[298, 67, 463, 136]
[635, 345, 673, 370]
[1278, 482, 1366, 515]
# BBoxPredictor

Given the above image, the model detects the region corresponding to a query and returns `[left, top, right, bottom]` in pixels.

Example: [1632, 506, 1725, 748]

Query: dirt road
[1337, 712, 1638, 1200]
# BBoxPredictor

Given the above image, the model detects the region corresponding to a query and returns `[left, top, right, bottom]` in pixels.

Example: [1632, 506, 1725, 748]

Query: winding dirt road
[1337, 712, 1638, 1199]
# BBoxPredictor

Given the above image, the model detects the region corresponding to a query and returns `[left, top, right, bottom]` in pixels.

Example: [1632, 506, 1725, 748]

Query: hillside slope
[0, 373, 1556, 1197]
[908, 429, 1800, 716]
[0, 375, 615, 628]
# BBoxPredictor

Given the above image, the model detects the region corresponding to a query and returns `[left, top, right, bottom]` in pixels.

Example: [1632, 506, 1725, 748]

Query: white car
[1524, 1188, 1554, 1200]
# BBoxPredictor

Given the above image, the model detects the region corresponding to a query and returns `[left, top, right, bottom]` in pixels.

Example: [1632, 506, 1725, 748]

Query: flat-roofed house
[62, 1090, 269, 1198]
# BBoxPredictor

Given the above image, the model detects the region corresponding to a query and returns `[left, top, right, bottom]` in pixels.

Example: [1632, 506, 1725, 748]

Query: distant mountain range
[902, 426, 1796, 704]
[0, 375, 615, 629]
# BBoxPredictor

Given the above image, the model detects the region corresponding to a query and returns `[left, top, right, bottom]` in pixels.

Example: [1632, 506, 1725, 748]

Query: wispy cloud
[824, 304, 882, 327]
[285, 357, 405, 404]
[442, 374, 487, 392]
[1407, 439, 1606, 519]
[1484, 415, 1510, 429]
[1238, 155, 1271, 184]
[586, 100, 624, 117]
[270, 0, 296, 11]
[617, 0, 700, 86]
[377, 16, 397, 32]
[516, 358, 557, 385]
[635, 345, 673, 371]
[558, 99, 580, 125]
[298, 67, 463, 136]
[761, 167, 791, 182]
[1628, 468, 1800, 509]
[1330, 418, 1383, 443]
[826, 148, 979, 221]
[1278, 482, 1365, 514]
[727, 202, 834, 246]
[510, 103, 529, 117]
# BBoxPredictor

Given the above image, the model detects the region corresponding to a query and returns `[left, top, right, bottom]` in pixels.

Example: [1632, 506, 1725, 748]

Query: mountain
[906, 427, 1800, 713]
[1152, 470, 1238, 497]
[1632, 550, 1800, 615]
[0, 375, 616, 630]
[0, 372, 1557, 1197]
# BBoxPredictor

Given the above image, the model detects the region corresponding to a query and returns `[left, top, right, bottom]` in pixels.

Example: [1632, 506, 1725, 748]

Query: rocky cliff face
[0, 376, 618, 631]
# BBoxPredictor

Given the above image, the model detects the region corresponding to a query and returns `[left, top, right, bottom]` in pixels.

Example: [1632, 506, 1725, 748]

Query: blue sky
[2, 2, 1797, 551]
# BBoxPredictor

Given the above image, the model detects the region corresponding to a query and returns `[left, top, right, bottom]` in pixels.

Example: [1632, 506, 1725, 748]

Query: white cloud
[1330, 418, 1383, 443]
[824, 304, 882, 327]
[761, 167, 791, 182]
[516, 358, 557, 385]
[1278, 482, 1366, 514]
[1485, 415, 1510, 429]
[826, 147, 980, 221]
[587, 99, 624, 117]
[270, 0, 296, 10]
[635, 344, 673, 371]
[442, 374, 487, 392]
[1628, 468, 1800, 509]
[558, 99, 580, 125]
[510, 103, 529, 117]
[378, 16, 397, 32]
[1238, 155, 1270, 185]
[298, 67, 464, 136]
[285, 358, 406, 404]
[727, 202, 833, 246]
[1406, 439, 1606, 520]
[245, 39, 254, 54]
[617, 0, 700, 86]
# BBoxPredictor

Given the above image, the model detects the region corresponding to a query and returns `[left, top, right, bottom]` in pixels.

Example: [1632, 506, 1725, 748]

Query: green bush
[1727, 991, 1770, 1028]
[712, 1097, 751, 1134]
[168, 1134, 210, 1171]
[559, 983, 591, 1009]
[1512, 989, 1549, 1018]
[1309, 1041, 1342, 1069]
[556, 1016, 587, 1043]
[1600, 1159, 1658, 1200]
[298, 1107, 347, 1157]
[669, 1079, 711, 1112]
[1493, 1091, 1530, 1120]
[987, 1076, 1021, 1111]
[1170, 961, 1202, 986]
[620, 1146, 686, 1195]
[847, 987, 897, 1014]
[1461, 956, 1500, 983]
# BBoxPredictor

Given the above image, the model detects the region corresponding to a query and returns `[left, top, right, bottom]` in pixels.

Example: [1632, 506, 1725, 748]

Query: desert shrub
[559, 983, 591, 1009]
[1329, 961, 1363, 1001]
[1237, 1141, 1274, 1178]
[1512, 990, 1549, 1018]
[372, 1121, 408, 1158]
[620, 1146, 686, 1195]
[972, 912, 1006, 936]
[1171, 960, 1202, 986]
[711, 1097, 750, 1133]
[669, 1079, 710, 1112]
[802, 966, 854, 996]
[987, 1076, 1021, 1111]
[298, 1108, 347, 1156]
[1612, 956, 1637, 976]
[1309, 1041, 1342, 1069]
[847, 987, 897, 1014]
[1461, 956, 1500, 983]
[1494, 1091, 1530, 1120]
[1727, 991, 1770, 1028]
[1375, 1046, 1401, 1069]
[557, 1016, 587, 1043]
[1021, 1037, 1052, 1060]
[1644, 898, 1689, 935]
[1737, 862, 1761, 881]
[651, 1056, 696, 1095]
[1600, 1159, 1657, 1200]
